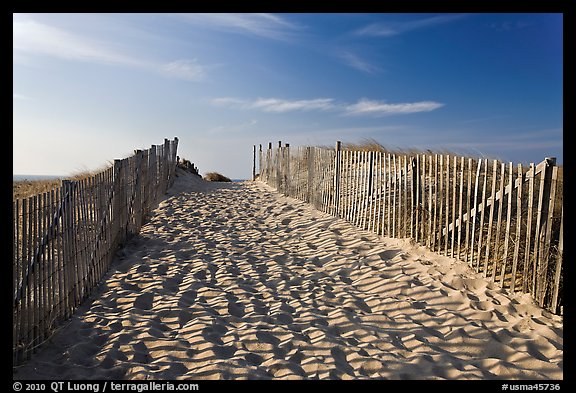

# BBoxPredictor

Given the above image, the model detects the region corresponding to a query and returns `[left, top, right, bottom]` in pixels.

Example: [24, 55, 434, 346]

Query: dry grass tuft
[13, 179, 62, 200]
[204, 172, 231, 182]
[341, 138, 458, 157]
[13, 164, 112, 200]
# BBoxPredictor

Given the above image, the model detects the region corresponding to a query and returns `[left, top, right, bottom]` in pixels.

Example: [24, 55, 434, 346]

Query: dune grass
[204, 172, 231, 182]
[13, 165, 112, 201]
[13, 179, 63, 200]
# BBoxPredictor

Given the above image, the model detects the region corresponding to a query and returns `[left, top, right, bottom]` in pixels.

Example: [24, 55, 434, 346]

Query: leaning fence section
[13, 138, 179, 365]
[256, 142, 563, 315]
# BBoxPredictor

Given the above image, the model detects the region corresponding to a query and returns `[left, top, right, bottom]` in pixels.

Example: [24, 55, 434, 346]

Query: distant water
[13, 174, 63, 182]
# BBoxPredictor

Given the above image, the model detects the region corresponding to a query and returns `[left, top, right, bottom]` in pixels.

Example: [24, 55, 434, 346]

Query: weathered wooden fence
[13, 138, 179, 365]
[257, 141, 563, 315]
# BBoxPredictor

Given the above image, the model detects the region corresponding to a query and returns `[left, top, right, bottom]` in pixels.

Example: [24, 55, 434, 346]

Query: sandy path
[13, 169, 563, 380]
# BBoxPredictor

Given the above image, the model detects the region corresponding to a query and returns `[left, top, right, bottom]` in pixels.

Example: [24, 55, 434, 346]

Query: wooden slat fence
[256, 141, 563, 315]
[13, 138, 179, 366]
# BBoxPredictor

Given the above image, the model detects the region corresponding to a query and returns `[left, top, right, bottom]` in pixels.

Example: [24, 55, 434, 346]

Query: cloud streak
[344, 99, 444, 116]
[337, 51, 381, 74]
[211, 97, 336, 113]
[161, 59, 206, 82]
[13, 17, 143, 66]
[175, 13, 302, 41]
[356, 14, 468, 37]
[251, 98, 335, 113]
[212, 97, 444, 116]
[13, 16, 209, 82]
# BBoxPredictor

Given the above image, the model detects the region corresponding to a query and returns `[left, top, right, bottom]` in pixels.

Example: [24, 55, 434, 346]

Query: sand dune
[13, 169, 563, 380]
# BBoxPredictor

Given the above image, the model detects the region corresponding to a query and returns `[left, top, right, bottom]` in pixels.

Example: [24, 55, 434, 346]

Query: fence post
[277, 141, 282, 191]
[61, 180, 77, 319]
[369, 150, 376, 195]
[149, 145, 157, 204]
[267, 142, 272, 184]
[252, 145, 257, 181]
[141, 149, 150, 216]
[551, 206, 563, 314]
[334, 141, 342, 217]
[132, 150, 143, 233]
[169, 137, 179, 187]
[112, 159, 125, 248]
[410, 157, 417, 239]
[307, 147, 315, 204]
[258, 144, 262, 181]
[163, 138, 170, 193]
[285, 143, 290, 196]
[536, 157, 556, 305]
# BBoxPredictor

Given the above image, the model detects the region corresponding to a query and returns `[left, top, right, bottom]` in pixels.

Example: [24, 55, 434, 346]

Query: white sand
[13, 168, 563, 380]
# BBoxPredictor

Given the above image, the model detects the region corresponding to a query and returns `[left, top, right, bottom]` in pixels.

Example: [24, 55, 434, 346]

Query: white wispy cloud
[356, 14, 468, 37]
[210, 97, 247, 107]
[175, 13, 302, 40]
[251, 98, 335, 113]
[13, 16, 211, 83]
[13, 17, 143, 66]
[161, 59, 205, 82]
[338, 51, 381, 74]
[211, 97, 336, 113]
[211, 97, 444, 116]
[344, 99, 444, 116]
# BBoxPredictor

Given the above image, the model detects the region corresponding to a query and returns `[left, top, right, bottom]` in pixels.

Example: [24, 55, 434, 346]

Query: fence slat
[483, 160, 498, 276]
[421, 154, 435, 249]
[451, 156, 457, 257]
[456, 157, 465, 260]
[359, 151, 367, 229]
[377, 152, 383, 235]
[23, 198, 31, 358]
[469, 159, 482, 269]
[522, 163, 535, 292]
[511, 164, 524, 292]
[13, 199, 21, 364]
[429, 155, 435, 251]
[500, 163, 514, 286]
[414, 155, 420, 242]
[551, 206, 563, 314]
[444, 155, 450, 254]
[532, 159, 548, 293]
[538, 165, 558, 306]
[35, 194, 43, 348]
[464, 158, 473, 264]
[492, 162, 506, 282]
[392, 154, 397, 238]
[476, 160, 488, 273]
[403, 156, 409, 238]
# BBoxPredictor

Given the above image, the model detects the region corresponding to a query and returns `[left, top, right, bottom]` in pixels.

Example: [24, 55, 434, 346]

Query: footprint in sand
[177, 289, 197, 308]
[378, 250, 401, 261]
[227, 300, 246, 318]
[201, 326, 225, 346]
[213, 344, 237, 359]
[134, 292, 155, 310]
[256, 331, 281, 346]
[156, 264, 169, 275]
[245, 352, 264, 366]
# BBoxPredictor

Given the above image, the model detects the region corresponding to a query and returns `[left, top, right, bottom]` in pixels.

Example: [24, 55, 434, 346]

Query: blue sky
[13, 13, 562, 179]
